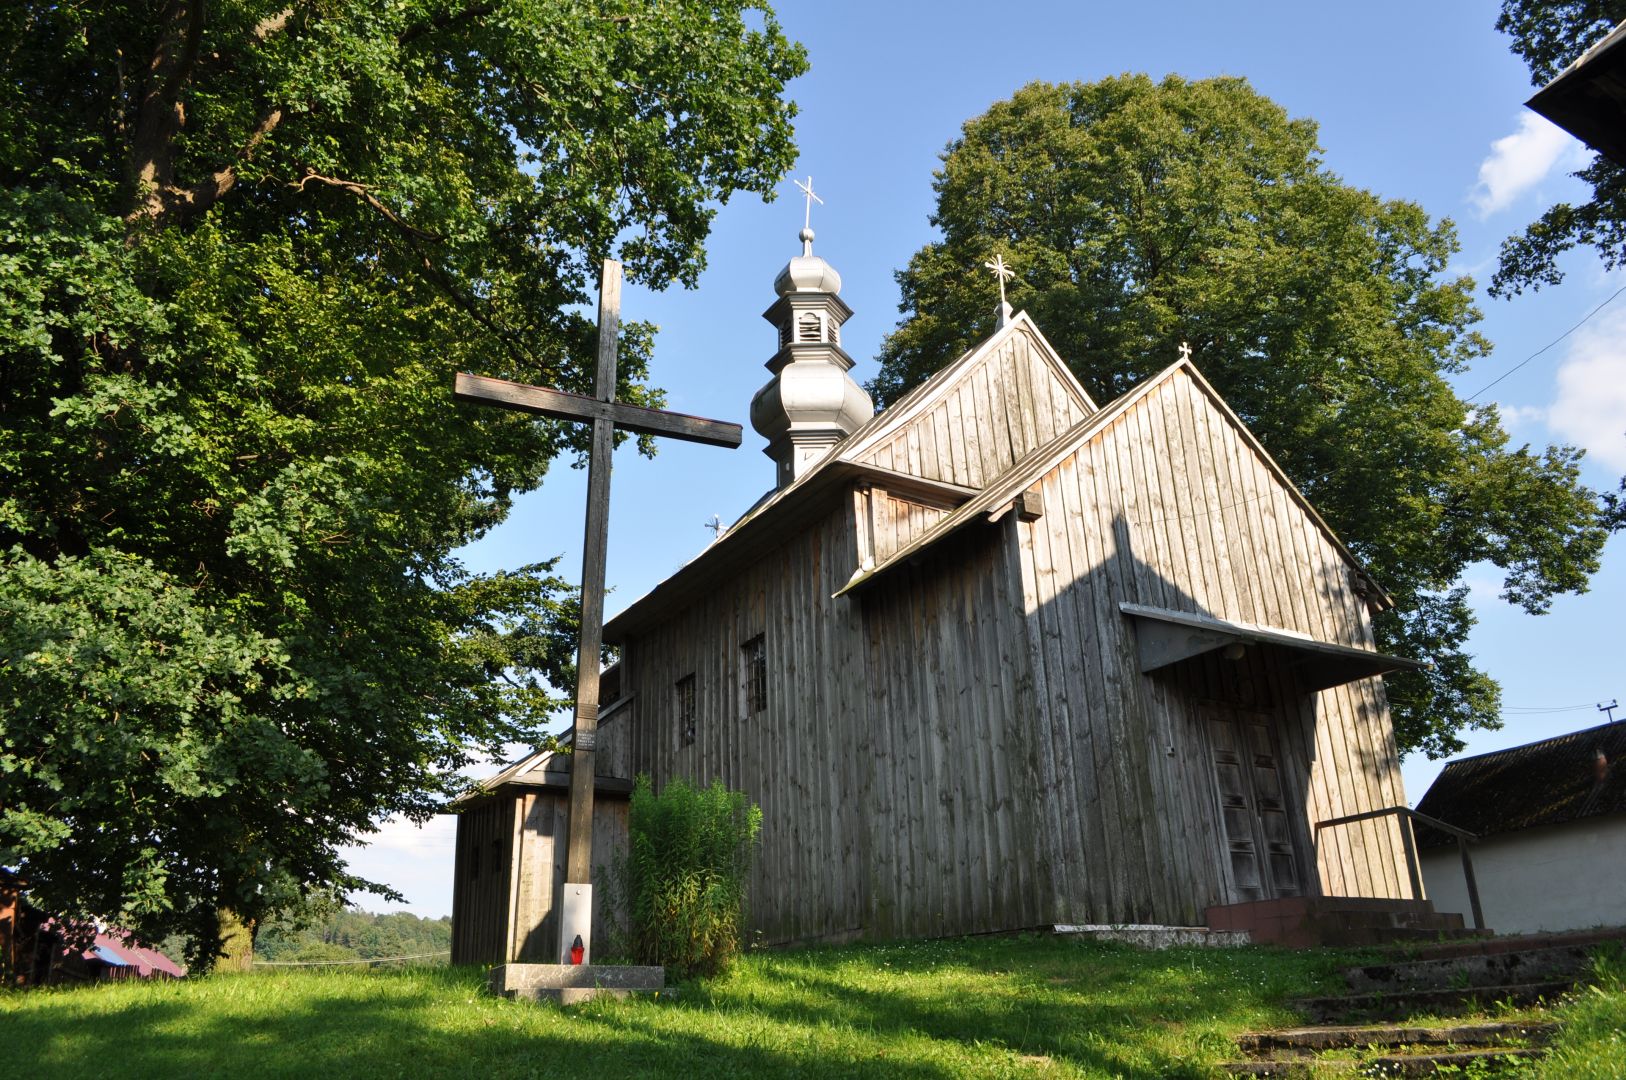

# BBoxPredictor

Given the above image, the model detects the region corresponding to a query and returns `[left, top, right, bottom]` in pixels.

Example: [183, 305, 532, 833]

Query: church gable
[1055, 363, 1379, 645]
[842, 317, 1096, 489]
[840, 359, 1388, 623]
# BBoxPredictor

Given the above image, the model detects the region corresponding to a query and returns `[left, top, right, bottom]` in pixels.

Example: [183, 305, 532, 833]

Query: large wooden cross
[454, 259, 741, 964]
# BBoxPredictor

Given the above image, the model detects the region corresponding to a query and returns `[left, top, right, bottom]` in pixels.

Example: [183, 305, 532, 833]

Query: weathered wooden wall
[617, 501, 870, 945]
[451, 799, 512, 965]
[855, 525, 1051, 937]
[450, 790, 629, 965]
[1008, 365, 1412, 924]
[862, 486, 955, 565]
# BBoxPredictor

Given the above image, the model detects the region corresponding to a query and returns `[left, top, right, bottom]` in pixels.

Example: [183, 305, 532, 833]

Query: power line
[1467, 284, 1626, 402]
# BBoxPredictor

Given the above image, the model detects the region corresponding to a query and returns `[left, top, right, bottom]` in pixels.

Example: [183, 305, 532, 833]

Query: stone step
[1218, 1048, 1544, 1077]
[1290, 979, 1576, 1024]
[1343, 942, 1602, 993]
[1302, 925, 1487, 949]
[1237, 1020, 1558, 1055]
[1401, 925, 1626, 963]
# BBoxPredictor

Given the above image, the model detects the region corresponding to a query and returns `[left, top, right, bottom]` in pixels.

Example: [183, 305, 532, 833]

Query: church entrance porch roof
[1120, 602, 1425, 692]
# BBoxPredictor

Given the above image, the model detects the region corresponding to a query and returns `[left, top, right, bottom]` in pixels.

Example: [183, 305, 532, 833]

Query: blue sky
[343, 1, 1626, 917]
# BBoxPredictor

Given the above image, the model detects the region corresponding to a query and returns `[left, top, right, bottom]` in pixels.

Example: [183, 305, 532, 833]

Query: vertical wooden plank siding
[853, 330, 1090, 488]
[449, 799, 514, 965]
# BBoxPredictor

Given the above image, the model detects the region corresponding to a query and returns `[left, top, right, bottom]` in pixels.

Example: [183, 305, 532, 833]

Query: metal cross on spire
[793, 175, 823, 231]
[984, 253, 1015, 327]
[1178, 341, 1193, 361]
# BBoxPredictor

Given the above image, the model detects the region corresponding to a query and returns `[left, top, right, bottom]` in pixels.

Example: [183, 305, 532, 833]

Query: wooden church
[451, 226, 1432, 961]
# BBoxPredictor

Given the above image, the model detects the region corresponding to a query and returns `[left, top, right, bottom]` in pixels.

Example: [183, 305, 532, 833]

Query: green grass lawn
[1, 935, 1621, 1079]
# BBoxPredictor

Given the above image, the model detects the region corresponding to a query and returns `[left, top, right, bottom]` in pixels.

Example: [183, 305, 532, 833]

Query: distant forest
[255, 908, 452, 964]
[156, 908, 451, 968]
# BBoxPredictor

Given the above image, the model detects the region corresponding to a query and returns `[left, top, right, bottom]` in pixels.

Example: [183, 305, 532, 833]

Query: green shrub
[617, 775, 761, 979]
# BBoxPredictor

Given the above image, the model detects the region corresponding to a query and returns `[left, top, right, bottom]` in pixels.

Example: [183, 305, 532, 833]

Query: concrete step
[1219, 1047, 1545, 1077]
[1290, 979, 1576, 1024]
[1236, 1020, 1558, 1055]
[1343, 942, 1603, 993]
[1206, 896, 1483, 948]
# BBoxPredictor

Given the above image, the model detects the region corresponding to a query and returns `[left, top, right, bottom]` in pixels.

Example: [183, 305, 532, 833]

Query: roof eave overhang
[448, 771, 635, 811]
[1527, 19, 1626, 168]
[1120, 602, 1425, 692]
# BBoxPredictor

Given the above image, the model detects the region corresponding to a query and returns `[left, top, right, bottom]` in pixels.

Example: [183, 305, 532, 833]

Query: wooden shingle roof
[1414, 720, 1626, 847]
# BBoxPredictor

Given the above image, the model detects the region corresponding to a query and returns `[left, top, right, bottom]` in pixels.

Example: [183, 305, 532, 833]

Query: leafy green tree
[872, 76, 1608, 760]
[0, 1, 804, 968]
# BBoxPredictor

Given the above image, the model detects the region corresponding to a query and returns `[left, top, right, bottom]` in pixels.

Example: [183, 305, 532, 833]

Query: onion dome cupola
[749, 224, 873, 488]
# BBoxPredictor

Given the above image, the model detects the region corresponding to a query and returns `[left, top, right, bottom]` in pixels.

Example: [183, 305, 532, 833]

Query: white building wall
[1419, 815, 1626, 935]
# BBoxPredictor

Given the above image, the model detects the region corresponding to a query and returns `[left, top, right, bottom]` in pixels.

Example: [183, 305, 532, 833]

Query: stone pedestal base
[489, 963, 667, 1005]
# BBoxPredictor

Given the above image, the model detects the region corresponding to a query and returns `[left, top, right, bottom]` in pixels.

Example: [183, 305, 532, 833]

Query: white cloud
[1469, 113, 1587, 218]
[1496, 402, 1549, 429]
[1545, 308, 1626, 472]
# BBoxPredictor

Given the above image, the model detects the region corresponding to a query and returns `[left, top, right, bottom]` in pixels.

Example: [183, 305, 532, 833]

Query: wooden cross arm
[454, 372, 743, 449]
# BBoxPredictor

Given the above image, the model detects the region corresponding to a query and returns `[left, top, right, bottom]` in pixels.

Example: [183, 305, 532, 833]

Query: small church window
[796, 311, 822, 343]
[676, 674, 697, 746]
[779, 321, 791, 350]
[741, 634, 767, 715]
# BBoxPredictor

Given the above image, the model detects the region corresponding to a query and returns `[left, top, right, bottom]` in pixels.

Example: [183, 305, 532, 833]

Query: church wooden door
[1202, 705, 1304, 902]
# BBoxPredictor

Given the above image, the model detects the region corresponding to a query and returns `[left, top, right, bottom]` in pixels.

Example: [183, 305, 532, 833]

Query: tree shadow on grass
[0, 966, 956, 1080]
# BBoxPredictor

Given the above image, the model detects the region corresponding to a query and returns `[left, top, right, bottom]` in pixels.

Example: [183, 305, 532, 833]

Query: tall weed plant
[618, 775, 761, 979]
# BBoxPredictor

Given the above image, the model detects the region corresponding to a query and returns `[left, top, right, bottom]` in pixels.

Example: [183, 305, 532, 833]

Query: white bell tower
[749, 179, 873, 488]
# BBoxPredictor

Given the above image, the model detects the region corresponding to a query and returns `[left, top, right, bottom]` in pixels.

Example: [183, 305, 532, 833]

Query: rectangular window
[675, 674, 697, 747]
[741, 634, 767, 716]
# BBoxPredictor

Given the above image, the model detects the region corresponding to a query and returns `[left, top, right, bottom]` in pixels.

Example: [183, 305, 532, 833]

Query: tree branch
[130, 105, 287, 232]
[291, 169, 445, 241]
[398, 2, 498, 45]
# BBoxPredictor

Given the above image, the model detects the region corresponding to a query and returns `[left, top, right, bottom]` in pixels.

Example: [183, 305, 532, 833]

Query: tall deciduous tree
[872, 76, 1608, 760]
[0, 1, 805, 966]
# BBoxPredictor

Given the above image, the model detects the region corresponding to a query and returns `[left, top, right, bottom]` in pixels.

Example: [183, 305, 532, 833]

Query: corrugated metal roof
[1414, 720, 1626, 847]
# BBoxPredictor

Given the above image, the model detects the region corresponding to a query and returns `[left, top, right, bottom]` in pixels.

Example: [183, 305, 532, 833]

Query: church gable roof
[837, 359, 1392, 611]
[839, 313, 1097, 487]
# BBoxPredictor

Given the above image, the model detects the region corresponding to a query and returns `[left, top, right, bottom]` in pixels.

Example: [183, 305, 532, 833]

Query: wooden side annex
[449, 744, 632, 966]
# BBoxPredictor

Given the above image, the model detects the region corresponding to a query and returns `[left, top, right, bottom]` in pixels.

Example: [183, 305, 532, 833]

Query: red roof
[87, 930, 187, 978]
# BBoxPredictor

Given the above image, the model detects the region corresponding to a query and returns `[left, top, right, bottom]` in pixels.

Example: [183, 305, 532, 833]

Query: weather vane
[793, 175, 823, 231]
[1178, 341, 1193, 361]
[704, 514, 726, 541]
[984, 253, 1014, 309]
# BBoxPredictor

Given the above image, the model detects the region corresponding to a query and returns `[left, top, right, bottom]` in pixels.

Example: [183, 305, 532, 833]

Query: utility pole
[1600, 700, 1618, 723]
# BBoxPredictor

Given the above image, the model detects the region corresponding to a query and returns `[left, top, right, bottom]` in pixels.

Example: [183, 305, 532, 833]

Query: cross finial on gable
[984, 252, 1016, 328]
[1178, 341, 1193, 362]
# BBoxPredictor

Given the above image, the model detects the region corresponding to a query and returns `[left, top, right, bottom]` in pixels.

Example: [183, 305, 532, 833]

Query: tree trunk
[216, 908, 256, 972]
